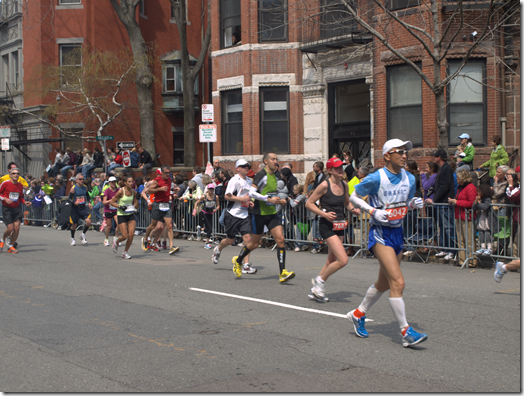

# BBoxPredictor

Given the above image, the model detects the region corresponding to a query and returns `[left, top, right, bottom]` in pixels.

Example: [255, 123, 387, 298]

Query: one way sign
[117, 141, 135, 150]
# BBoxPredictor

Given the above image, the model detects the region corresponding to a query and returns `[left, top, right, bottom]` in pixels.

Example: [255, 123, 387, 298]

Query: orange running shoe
[0, 241, 4, 252]
[7, 246, 18, 254]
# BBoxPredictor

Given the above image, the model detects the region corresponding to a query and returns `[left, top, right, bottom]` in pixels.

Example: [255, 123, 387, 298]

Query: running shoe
[112, 238, 118, 253]
[232, 256, 242, 278]
[347, 309, 368, 338]
[204, 243, 213, 249]
[0, 240, 4, 252]
[435, 251, 447, 258]
[294, 246, 300, 252]
[484, 248, 492, 255]
[402, 327, 428, 347]
[81, 233, 88, 245]
[122, 251, 131, 260]
[444, 253, 454, 261]
[104, 239, 110, 247]
[168, 246, 180, 255]
[311, 277, 326, 299]
[149, 245, 159, 252]
[310, 249, 319, 254]
[475, 248, 486, 255]
[242, 263, 257, 274]
[308, 289, 329, 303]
[196, 225, 202, 239]
[162, 241, 167, 250]
[494, 261, 506, 283]
[12, 242, 18, 249]
[7, 246, 17, 254]
[212, 246, 221, 264]
[187, 235, 194, 241]
[141, 237, 148, 252]
[403, 250, 414, 256]
[279, 269, 295, 283]
[214, 239, 220, 245]
[70, 238, 76, 246]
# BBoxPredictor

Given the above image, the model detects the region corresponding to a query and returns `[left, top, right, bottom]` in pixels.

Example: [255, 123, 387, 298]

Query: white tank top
[369, 168, 410, 228]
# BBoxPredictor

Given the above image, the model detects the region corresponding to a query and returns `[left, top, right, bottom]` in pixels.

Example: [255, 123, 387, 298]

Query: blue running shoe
[347, 309, 368, 338]
[402, 327, 428, 347]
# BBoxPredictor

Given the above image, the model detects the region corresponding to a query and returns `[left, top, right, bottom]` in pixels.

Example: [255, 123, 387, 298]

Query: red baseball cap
[516, 166, 520, 173]
[326, 157, 344, 169]
[156, 168, 162, 175]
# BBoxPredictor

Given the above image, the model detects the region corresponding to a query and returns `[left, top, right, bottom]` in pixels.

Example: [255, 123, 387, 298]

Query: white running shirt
[225, 174, 252, 219]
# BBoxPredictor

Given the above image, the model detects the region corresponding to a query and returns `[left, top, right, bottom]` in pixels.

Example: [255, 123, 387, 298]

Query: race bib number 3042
[384, 202, 407, 221]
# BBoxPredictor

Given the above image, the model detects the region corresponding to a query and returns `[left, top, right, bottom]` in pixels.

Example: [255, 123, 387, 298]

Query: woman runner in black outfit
[305, 157, 360, 302]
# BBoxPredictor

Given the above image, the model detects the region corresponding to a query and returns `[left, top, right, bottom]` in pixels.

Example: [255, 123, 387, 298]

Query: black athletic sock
[71, 229, 76, 238]
[236, 246, 251, 264]
[83, 224, 89, 234]
[277, 247, 286, 273]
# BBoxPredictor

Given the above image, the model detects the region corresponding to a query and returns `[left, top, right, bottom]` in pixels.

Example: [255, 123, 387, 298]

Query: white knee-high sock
[389, 297, 409, 330]
[358, 284, 383, 314]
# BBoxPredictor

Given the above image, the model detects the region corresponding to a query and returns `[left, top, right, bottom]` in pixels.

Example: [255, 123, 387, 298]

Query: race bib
[241, 200, 250, 208]
[75, 196, 86, 205]
[109, 205, 118, 211]
[9, 192, 19, 202]
[332, 220, 348, 231]
[384, 202, 408, 221]
[159, 202, 170, 211]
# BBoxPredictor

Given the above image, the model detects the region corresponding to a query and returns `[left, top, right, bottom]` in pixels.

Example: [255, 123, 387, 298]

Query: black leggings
[200, 212, 213, 239]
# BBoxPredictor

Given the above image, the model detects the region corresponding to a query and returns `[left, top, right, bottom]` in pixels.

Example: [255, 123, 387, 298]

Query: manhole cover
[199, 330, 219, 335]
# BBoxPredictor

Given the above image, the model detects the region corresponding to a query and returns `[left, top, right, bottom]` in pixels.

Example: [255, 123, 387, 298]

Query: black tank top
[319, 179, 346, 221]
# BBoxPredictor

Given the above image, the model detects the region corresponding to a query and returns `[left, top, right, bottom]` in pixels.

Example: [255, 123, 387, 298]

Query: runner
[347, 139, 427, 348]
[110, 175, 139, 259]
[140, 164, 179, 255]
[102, 176, 120, 247]
[305, 157, 360, 302]
[494, 259, 521, 283]
[232, 152, 295, 282]
[211, 159, 257, 274]
[0, 162, 29, 249]
[68, 174, 93, 246]
[0, 168, 32, 253]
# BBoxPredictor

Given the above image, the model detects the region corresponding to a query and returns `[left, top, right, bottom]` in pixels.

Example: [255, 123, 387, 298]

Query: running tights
[200, 212, 213, 239]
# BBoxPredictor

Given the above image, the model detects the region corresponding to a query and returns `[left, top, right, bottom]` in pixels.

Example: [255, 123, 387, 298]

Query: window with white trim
[260, 87, 289, 153]
[60, 44, 82, 86]
[222, 89, 243, 154]
[221, 0, 241, 48]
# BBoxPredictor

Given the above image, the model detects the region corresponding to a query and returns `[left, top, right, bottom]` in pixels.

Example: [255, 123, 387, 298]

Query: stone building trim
[211, 42, 301, 58]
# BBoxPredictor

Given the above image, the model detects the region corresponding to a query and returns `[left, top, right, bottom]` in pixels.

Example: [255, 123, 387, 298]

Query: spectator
[60, 147, 77, 179]
[403, 160, 422, 252]
[193, 184, 220, 249]
[212, 159, 224, 177]
[305, 189, 321, 253]
[480, 135, 509, 186]
[492, 165, 509, 217]
[52, 180, 66, 199]
[505, 170, 520, 256]
[282, 162, 292, 170]
[312, 161, 327, 190]
[275, 180, 289, 215]
[85, 147, 104, 178]
[347, 167, 369, 196]
[41, 177, 55, 196]
[107, 149, 123, 175]
[106, 146, 116, 166]
[274, 162, 282, 180]
[421, 161, 439, 200]
[472, 184, 494, 255]
[76, 149, 93, 176]
[49, 148, 68, 177]
[138, 147, 154, 176]
[88, 177, 103, 223]
[304, 164, 316, 193]
[290, 184, 308, 252]
[455, 133, 476, 172]
[190, 166, 205, 191]
[130, 148, 140, 168]
[181, 180, 203, 240]
[425, 149, 456, 261]
[202, 174, 213, 193]
[342, 151, 356, 181]
[280, 167, 298, 196]
[448, 169, 477, 267]
[449, 160, 458, 196]
[405, 160, 422, 198]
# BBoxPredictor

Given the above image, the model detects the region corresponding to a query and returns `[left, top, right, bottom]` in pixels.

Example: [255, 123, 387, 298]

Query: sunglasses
[11, 172, 19, 175]
[388, 149, 408, 156]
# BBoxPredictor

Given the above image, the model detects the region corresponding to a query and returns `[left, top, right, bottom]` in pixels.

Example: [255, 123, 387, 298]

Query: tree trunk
[109, 0, 156, 161]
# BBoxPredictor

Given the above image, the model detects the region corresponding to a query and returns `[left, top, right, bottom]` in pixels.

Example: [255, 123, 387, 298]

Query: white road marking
[189, 287, 375, 320]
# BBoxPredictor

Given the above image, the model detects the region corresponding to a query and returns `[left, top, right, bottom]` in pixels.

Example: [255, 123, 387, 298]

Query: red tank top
[154, 176, 171, 203]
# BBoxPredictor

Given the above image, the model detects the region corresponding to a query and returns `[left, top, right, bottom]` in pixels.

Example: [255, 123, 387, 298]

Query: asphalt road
[0, 225, 520, 392]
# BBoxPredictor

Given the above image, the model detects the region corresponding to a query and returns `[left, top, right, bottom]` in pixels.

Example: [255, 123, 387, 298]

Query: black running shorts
[224, 211, 251, 239]
[2, 205, 23, 225]
[118, 214, 136, 223]
[70, 205, 90, 225]
[319, 217, 345, 239]
[251, 213, 282, 235]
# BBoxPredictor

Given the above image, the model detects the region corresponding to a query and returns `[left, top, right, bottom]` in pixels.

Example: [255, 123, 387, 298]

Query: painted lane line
[189, 287, 348, 318]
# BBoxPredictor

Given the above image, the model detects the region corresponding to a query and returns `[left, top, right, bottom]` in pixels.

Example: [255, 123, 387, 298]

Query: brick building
[211, 0, 520, 181]
[0, 0, 210, 177]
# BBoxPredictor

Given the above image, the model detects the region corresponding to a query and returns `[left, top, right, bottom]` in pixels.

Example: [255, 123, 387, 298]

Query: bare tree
[170, 0, 211, 167]
[19, 47, 136, 143]
[109, 0, 156, 159]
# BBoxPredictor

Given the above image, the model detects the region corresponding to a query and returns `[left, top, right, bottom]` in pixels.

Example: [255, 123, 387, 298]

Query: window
[259, 0, 287, 42]
[321, 0, 357, 39]
[387, 64, 422, 146]
[448, 60, 485, 145]
[221, 89, 243, 154]
[164, 65, 179, 92]
[2, 55, 8, 93]
[59, 0, 81, 4]
[260, 87, 289, 153]
[221, 0, 241, 48]
[173, 131, 184, 165]
[385, 0, 420, 10]
[60, 44, 82, 86]
[139, 0, 145, 16]
[12, 51, 18, 89]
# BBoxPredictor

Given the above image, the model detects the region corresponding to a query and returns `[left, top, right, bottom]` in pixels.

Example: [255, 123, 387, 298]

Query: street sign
[201, 104, 214, 123]
[0, 126, 10, 138]
[1, 138, 9, 150]
[96, 135, 114, 141]
[122, 150, 131, 167]
[117, 141, 135, 150]
[199, 124, 217, 143]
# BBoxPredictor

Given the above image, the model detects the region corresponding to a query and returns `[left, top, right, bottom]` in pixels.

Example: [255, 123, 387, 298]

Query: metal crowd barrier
[2, 195, 519, 268]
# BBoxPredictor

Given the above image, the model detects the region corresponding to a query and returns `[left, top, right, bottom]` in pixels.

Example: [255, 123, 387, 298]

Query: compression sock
[83, 224, 89, 234]
[357, 284, 383, 316]
[71, 229, 76, 238]
[277, 247, 286, 273]
[236, 246, 251, 264]
[389, 297, 409, 331]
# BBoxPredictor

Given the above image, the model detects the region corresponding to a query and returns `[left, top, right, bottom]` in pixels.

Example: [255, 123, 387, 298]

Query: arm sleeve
[350, 190, 375, 214]
[249, 185, 268, 202]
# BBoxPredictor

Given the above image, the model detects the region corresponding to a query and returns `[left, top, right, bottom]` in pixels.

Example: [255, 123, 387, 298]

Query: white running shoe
[122, 251, 131, 260]
[112, 237, 118, 253]
[212, 246, 221, 264]
[242, 263, 257, 274]
[444, 253, 454, 261]
[494, 261, 506, 283]
[70, 238, 76, 246]
[311, 277, 326, 299]
[435, 251, 447, 258]
[104, 239, 110, 247]
[81, 233, 88, 245]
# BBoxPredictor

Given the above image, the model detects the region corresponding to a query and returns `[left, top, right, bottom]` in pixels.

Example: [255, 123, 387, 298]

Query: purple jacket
[421, 172, 437, 200]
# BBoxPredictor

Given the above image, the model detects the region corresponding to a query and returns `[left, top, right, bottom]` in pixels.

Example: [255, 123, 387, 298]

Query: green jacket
[88, 185, 100, 204]
[460, 143, 476, 164]
[481, 145, 509, 177]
